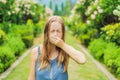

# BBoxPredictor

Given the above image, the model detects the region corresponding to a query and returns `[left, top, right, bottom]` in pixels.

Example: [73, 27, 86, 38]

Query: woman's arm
[49, 36, 86, 64]
[28, 48, 38, 80]
[61, 43, 86, 64]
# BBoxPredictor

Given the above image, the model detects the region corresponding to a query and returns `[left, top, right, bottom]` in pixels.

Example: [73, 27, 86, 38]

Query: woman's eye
[50, 30, 61, 33]
[51, 30, 54, 32]
[57, 30, 61, 33]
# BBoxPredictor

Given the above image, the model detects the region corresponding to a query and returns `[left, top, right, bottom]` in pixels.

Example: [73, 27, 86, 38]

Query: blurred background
[0, 0, 120, 80]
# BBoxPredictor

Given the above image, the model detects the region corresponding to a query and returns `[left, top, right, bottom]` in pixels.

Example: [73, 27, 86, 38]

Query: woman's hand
[49, 36, 86, 64]
[49, 36, 64, 48]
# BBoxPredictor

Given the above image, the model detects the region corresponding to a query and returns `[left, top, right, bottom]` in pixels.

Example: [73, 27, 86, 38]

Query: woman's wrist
[60, 42, 67, 50]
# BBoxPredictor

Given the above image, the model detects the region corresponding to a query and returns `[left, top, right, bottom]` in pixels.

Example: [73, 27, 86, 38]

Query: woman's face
[49, 22, 63, 39]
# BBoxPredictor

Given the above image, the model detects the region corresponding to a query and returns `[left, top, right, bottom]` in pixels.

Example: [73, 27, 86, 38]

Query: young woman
[28, 16, 86, 80]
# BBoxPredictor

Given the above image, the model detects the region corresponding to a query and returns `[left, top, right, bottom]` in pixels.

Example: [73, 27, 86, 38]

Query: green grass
[3, 31, 109, 80]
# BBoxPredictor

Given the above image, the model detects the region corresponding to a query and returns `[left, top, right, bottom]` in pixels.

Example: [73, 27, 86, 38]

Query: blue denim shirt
[36, 46, 68, 80]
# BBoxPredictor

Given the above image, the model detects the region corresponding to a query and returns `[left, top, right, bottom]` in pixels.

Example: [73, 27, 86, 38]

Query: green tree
[64, 0, 70, 15]
[61, 2, 64, 11]
[49, 0, 53, 10]
[60, 2, 65, 15]
[54, 4, 59, 15]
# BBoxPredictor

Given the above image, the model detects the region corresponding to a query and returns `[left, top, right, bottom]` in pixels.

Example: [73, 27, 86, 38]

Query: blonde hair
[39, 16, 69, 72]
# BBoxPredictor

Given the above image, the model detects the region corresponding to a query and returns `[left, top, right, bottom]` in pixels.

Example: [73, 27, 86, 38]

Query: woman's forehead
[50, 22, 62, 29]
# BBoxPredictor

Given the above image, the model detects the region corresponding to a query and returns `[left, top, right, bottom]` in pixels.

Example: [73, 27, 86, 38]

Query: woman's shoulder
[30, 44, 43, 61]
[31, 44, 43, 53]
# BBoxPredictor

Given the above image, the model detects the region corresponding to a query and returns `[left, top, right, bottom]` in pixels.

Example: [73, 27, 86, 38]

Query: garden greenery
[0, 0, 45, 73]
[66, 0, 120, 78]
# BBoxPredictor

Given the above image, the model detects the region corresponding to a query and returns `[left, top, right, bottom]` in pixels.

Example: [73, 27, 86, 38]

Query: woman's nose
[54, 31, 57, 36]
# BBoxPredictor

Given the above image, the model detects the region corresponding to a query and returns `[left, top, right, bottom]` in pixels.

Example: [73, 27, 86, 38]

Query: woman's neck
[49, 44, 58, 60]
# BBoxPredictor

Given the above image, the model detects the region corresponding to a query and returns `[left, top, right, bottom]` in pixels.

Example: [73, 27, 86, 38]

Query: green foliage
[0, 0, 45, 74]
[68, 0, 120, 45]
[62, 0, 71, 16]
[54, 4, 59, 15]
[98, 0, 119, 15]
[49, 0, 53, 9]
[113, 5, 120, 21]
[34, 20, 45, 37]
[3, 33, 25, 56]
[0, 22, 12, 33]
[0, 0, 45, 24]
[29, 3, 45, 23]
[0, 0, 15, 22]
[103, 43, 120, 77]
[0, 29, 6, 45]
[0, 46, 16, 73]
[54, 0, 71, 16]
[78, 26, 98, 46]
[75, 0, 92, 22]
[66, 15, 98, 46]
[9, 23, 34, 48]
[88, 38, 107, 61]
[74, 0, 120, 32]
[104, 43, 119, 73]
[97, 0, 119, 24]
[101, 23, 120, 45]
[115, 56, 120, 77]
[67, 0, 120, 78]
[89, 38, 120, 77]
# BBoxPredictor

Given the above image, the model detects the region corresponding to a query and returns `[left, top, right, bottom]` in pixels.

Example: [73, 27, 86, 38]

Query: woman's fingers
[49, 36, 62, 46]
[49, 36, 57, 44]
[50, 36, 64, 48]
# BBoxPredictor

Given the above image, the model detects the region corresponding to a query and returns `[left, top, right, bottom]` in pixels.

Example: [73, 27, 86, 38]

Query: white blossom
[8, 11, 11, 15]
[88, 6, 92, 12]
[86, 20, 90, 24]
[23, 11, 26, 14]
[25, 4, 31, 9]
[26, 12, 29, 15]
[94, 0, 98, 5]
[85, 11, 90, 15]
[97, 6, 101, 10]
[77, 0, 83, 4]
[15, 7, 20, 14]
[12, 11, 15, 14]
[94, 11, 98, 15]
[0, 0, 7, 4]
[98, 9, 103, 13]
[14, 1, 19, 7]
[91, 14, 96, 19]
